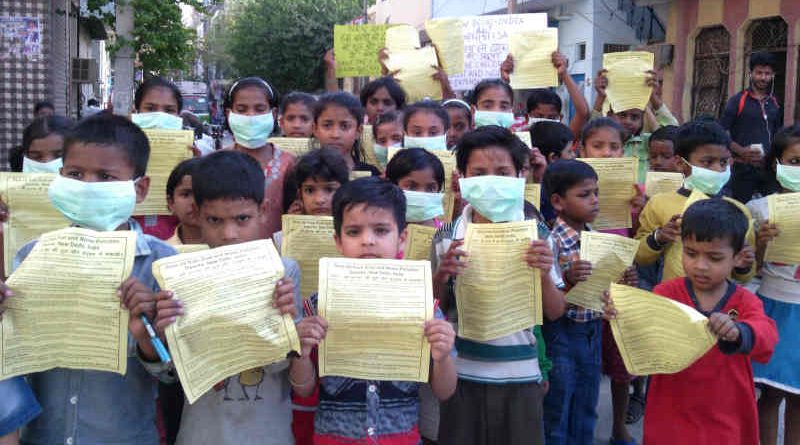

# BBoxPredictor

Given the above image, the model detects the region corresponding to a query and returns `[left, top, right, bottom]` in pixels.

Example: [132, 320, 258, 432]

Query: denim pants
[542, 317, 602, 445]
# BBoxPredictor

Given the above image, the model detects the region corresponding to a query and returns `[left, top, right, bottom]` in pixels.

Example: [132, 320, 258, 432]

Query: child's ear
[550, 193, 564, 213]
[398, 226, 408, 252]
[333, 233, 344, 255]
[257, 200, 268, 223]
[547, 153, 558, 163]
[134, 176, 150, 204]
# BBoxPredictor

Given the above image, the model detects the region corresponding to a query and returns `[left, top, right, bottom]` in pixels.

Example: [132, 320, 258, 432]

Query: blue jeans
[542, 317, 602, 445]
[0, 377, 41, 436]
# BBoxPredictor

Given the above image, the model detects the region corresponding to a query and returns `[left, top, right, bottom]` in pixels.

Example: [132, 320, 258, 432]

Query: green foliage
[218, 0, 366, 94]
[86, 0, 210, 74]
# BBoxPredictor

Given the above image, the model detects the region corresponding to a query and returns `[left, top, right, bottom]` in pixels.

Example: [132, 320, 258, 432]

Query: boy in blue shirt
[0, 113, 177, 444]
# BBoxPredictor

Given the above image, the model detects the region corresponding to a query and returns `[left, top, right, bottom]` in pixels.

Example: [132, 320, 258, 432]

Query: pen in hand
[140, 314, 171, 364]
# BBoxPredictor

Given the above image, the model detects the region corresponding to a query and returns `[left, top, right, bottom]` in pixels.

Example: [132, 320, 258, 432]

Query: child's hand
[525, 240, 554, 272]
[432, 64, 454, 99]
[424, 319, 455, 363]
[155, 291, 183, 336]
[565, 260, 592, 285]
[551, 51, 568, 78]
[646, 69, 663, 108]
[757, 221, 779, 246]
[594, 69, 608, 97]
[708, 312, 740, 343]
[735, 244, 755, 272]
[655, 214, 681, 245]
[618, 265, 639, 287]
[296, 316, 328, 357]
[188, 144, 201, 158]
[119, 277, 158, 342]
[630, 185, 646, 214]
[273, 277, 297, 318]
[601, 290, 616, 320]
[529, 147, 547, 183]
[0, 279, 13, 320]
[324, 49, 336, 70]
[500, 54, 514, 83]
[434, 240, 468, 283]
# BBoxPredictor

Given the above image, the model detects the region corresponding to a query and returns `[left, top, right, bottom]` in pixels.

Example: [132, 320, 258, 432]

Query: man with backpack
[720, 51, 783, 202]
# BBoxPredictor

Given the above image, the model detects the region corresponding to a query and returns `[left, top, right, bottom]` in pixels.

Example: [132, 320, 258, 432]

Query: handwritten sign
[448, 13, 548, 91]
[334, 24, 391, 78]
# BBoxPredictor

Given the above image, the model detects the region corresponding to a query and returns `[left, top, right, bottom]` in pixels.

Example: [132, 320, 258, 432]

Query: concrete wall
[371, 0, 432, 26]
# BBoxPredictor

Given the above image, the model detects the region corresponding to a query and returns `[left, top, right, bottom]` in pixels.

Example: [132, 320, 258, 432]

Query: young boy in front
[430, 126, 567, 445]
[0, 113, 177, 444]
[541, 159, 637, 444]
[605, 198, 777, 444]
[635, 119, 756, 284]
[293, 176, 458, 444]
[154, 150, 314, 445]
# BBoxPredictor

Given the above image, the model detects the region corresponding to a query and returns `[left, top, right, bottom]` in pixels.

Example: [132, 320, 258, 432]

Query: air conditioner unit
[71, 58, 97, 84]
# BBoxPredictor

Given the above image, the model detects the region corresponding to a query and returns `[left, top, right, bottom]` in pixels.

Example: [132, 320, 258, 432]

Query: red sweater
[644, 278, 777, 445]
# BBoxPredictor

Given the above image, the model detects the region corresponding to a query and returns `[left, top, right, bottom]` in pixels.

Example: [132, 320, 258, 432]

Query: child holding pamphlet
[312, 92, 381, 176]
[154, 150, 313, 445]
[746, 125, 800, 445]
[224, 76, 296, 239]
[605, 198, 777, 445]
[431, 126, 566, 445]
[292, 176, 457, 444]
[279, 92, 316, 138]
[0, 113, 178, 444]
[541, 159, 638, 445]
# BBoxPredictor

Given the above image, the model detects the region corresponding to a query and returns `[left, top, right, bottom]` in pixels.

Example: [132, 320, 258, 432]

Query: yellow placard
[603, 51, 654, 112]
[765, 192, 800, 264]
[269, 137, 313, 157]
[644, 172, 684, 197]
[579, 158, 638, 230]
[154, 240, 299, 404]
[334, 24, 391, 78]
[566, 232, 639, 311]
[405, 224, 437, 261]
[508, 28, 559, 89]
[525, 183, 541, 209]
[384, 46, 442, 102]
[318, 257, 433, 382]
[385, 25, 420, 52]
[2, 228, 135, 378]
[609, 283, 716, 375]
[456, 221, 541, 341]
[134, 129, 194, 215]
[280, 215, 339, 299]
[425, 18, 465, 75]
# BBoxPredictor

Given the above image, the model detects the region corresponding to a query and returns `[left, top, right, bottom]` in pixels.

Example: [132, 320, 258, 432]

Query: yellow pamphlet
[360, 126, 381, 169]
[318, 257, 433, 382]
[456, 221, 541, 341]
[269, 137, 312, 157]
[566, 232, 639, 311]
[174, 244, 209, 254]
[0, 173, 68, 277]
[603, 51, 654, 112]
[1, 228, 135, 378]
[765, 192, 800, 264]
[609, 283, 716, 375]
[134, 129, 193, 215]
[385, 25, 420, 52]
[515, 131, 533, 149]
[280, 215, 339, 298]
[384, 46, 442, 102]
[153, 240, 300, 404]
[580, 158, 638, 230]
[405, 224, 437, 261]
[525, 183, 541, 209]
[424, 18, 465, 74]
[645, 172, 684, 197]
[508, 28, 558, 89]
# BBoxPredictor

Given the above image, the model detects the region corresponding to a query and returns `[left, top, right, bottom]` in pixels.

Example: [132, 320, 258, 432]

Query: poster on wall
[0, 17, 42, 61]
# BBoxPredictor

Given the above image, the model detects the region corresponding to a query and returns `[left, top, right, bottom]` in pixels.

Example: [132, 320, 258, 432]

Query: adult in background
[720, 51, 783, 203]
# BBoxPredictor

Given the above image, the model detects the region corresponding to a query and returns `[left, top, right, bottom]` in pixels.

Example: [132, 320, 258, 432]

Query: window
[603, 43, 630, 54]
[691, 26, 730, 119]
[577, 42, 586, 61]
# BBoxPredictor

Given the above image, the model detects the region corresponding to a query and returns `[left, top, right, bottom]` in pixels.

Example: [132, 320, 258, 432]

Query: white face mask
[48, 175, 138, 231]
[403, 134, 447, 151]
[22, 157, 62, 174]
[528, 117, 561, 125]
[131, 112, 184, 130]
[228, 112, 275, 149]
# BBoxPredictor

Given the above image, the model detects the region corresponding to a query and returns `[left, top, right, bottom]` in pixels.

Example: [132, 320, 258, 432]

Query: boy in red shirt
[606, 198, 777, 444]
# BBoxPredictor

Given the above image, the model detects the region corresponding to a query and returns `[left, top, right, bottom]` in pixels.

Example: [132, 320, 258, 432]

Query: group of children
[0, 48, 795, 445]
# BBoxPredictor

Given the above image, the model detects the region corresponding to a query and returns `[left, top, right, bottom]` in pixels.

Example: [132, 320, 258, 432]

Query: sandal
[625, 393, 645, 424]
